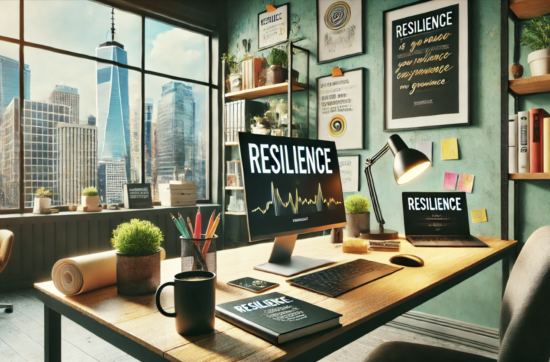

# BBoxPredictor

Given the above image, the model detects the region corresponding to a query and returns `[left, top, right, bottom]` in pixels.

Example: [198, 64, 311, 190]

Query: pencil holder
[180, 234, 218, 273]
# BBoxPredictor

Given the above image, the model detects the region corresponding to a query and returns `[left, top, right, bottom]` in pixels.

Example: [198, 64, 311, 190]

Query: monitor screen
[238, 133, 346, 242]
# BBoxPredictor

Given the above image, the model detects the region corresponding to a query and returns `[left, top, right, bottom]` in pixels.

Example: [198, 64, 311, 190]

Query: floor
[0, 289, 498, 362]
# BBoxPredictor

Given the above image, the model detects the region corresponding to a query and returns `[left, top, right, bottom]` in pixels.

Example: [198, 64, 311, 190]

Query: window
[0, 0, 214, 213]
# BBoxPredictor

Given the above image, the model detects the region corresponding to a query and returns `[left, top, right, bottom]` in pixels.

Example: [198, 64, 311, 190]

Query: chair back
[499, 226, 550, 362]
[0, 229, 14, 274]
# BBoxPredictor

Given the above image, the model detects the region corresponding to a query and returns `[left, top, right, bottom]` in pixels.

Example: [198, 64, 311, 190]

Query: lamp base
[360, 228, 399, 240]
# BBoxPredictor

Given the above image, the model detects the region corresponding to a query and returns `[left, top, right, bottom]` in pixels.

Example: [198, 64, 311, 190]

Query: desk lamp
[363, 134, 431, 240]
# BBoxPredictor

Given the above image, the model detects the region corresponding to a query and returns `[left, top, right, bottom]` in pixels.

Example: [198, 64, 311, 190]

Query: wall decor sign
[317, 0, 364, 64]
[317, 68, 364, 150]
[258, 4, 289, 50]
[338, 155, 360, 192]
[384, 0, 469, 131]
[123, 183, 153, 209]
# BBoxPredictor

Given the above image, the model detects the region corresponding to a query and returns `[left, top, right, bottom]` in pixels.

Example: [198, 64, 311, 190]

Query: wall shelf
[225, 81, 307, 100]
[509, 173, 550, 180]
[509, 74, 550, 95]
[225, 186, 244, 190]
[510, 0, 550, 20]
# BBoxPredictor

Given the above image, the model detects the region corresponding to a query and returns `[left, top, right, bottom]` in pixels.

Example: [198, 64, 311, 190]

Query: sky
[0, 0, 209, 126]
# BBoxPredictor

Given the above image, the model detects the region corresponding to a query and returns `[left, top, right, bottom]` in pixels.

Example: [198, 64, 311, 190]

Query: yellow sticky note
[471, 209, 487, 223]
[441, 138, 459, 160]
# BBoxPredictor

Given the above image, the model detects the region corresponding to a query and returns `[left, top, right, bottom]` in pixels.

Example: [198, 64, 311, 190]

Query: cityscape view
[0, 4, 209, 209]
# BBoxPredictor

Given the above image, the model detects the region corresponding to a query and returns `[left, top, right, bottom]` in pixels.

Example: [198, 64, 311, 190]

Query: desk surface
[35, 235, 516, 362]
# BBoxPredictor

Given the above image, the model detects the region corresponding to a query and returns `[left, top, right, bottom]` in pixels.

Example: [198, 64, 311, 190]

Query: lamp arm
[364, 143, 390, 229]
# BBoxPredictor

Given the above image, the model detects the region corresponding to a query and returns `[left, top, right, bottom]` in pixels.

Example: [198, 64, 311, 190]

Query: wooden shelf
[225, 81, 307, 100]
[509, 74, 550, 95]
[225, 211, 246, 215]
[225, 142, 238, 146]
[225, 186, 244, 190]
[509, 173, 550, 180]
[510, 0, 550, 20]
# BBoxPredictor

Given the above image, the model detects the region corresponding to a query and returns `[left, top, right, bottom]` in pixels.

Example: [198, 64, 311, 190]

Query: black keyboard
[410, 235, 478, 242]
[287, 259, 402, 297]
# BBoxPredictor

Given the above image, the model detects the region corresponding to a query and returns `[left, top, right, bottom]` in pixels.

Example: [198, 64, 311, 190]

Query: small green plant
[344, 194, 371, 214]
[520, 16, 550, 52]
[267, 48, 288, 67]
[111, 219, 163, 255]
[82, 186, 98, 197]
[36, 187, 52, 198]
[221, 52, 240, 74]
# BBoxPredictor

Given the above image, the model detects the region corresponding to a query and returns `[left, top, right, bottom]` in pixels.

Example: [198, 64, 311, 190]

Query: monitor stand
[254, 234, 333, 277]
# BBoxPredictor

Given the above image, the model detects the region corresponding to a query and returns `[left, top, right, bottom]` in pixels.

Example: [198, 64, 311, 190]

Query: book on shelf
[253, 57, 264, 88]
[215, 292, 341, 345]
[509, 114, 517, 173]
[529, 108, 549, 173]
[544, 117, 550, 173]
[224, 100, 269, 143]
[518, 111, 529, 173]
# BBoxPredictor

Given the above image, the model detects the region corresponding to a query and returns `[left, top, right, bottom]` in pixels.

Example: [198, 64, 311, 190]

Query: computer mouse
[390, 254, 424, 267]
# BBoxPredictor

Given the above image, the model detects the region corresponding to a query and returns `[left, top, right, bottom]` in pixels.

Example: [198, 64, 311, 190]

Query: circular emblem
[328, 115, 347, 138]
[325, 1, 351, 30]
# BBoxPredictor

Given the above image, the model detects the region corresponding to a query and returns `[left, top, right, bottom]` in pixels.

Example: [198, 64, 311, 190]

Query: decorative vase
[527, 48, 550, 76]
[33, 197, 51, 214]
[229, 73, 242, 92]
[346, 212, 370, 238]
[81, 195, 100, 211]
[116, 249, 161, 296]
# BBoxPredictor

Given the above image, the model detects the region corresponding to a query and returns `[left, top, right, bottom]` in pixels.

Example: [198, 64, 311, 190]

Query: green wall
[227, 0, 503, 328]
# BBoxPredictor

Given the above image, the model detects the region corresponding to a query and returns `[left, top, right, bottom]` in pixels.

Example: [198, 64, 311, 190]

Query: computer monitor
[238, 133, 347, 276]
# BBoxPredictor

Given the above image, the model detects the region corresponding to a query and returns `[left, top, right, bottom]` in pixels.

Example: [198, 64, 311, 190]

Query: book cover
[253, 57, 264, 88]
[544, 117, 550, 173]
[216, 292, 341, 345]
[509, 114, 517, 147]
[518, 111, 529, 173]
[529, 108, 549, 173]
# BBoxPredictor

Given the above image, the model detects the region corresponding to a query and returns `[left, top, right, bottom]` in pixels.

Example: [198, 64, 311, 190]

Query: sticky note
[471, 209, 487, 223]
[441, 138, 459, 160]
[457, 173, 475, 193]
[416, 141, 432, 164]
[443, 172, 458, 190]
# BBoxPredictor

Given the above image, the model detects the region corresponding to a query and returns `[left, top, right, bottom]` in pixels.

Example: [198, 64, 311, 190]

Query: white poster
[258, 5, 289, 50]
[338, 156, 360, 192]
[317, 68, 364, 150]
[317, 0, 363, 63]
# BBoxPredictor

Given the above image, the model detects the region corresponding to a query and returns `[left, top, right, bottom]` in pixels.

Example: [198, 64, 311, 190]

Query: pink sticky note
[443, 172, 458, 190]
[457, 173, 475, 193]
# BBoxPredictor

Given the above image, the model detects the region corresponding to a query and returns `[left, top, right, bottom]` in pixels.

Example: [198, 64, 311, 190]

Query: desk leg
[44, 304, 61, 362]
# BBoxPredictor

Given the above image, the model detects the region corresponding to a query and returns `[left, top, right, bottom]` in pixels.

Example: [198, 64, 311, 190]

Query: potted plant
[82, 186, 101, 212]
[266, 48, 288, 85]
[520, 16, 550, 77]
[33, 187, 52, 214]
[344, 194, 371, 238]
[222, 52, 242, 92]
[111, 219, 163, 296]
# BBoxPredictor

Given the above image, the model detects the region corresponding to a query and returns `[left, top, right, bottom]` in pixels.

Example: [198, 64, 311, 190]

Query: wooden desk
[35, 235, 516, 362]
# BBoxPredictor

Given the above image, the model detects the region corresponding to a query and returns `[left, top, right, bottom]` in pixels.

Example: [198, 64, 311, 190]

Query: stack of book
[224, 100, 269, 143]
[240, 57, 264, 90]
[158, 182, 196, 207]
[509, 108, 550, 174]
[226, 160, 243, 187]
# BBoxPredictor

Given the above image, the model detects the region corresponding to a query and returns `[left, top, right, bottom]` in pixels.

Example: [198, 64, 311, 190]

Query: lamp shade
[388, 135, 431, 185]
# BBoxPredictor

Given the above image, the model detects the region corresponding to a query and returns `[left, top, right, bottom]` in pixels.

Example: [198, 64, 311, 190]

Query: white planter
[527, 48, 550, 76]
[33, 197, 51, 214]
[81, 196, 100, 211]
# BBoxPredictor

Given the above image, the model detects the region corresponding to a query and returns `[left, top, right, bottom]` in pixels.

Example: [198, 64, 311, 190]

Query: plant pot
[229, 73, 242, 92]
[528, 48, 550, 76]
[116, 249, 161, 296]
[81, 196, 100, 211]
[266, 65, 287, 85]
[346, 212, 370, 238]
[33, 197, 51, 214]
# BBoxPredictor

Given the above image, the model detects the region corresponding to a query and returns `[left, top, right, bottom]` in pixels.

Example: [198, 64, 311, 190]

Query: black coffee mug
[155, 271, 216, 336]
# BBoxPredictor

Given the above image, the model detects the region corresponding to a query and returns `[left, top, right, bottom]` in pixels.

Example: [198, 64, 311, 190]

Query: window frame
[0, 0, 217, 214]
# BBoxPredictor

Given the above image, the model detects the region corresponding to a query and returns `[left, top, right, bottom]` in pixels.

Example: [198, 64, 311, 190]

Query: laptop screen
[402, 192, 471, 236]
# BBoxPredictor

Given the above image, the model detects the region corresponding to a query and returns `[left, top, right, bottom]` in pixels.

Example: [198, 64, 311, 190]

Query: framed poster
[384, 0, 469, 131]
[317, 68, 364, 150]
[258, 4, 289, 50]
[338, 155, 360, 192]
[123, 183, 153, 209]
[317, 0, 364, 64]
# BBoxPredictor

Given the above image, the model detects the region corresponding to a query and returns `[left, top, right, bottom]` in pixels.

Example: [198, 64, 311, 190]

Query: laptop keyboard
[410, 235, 478, 242]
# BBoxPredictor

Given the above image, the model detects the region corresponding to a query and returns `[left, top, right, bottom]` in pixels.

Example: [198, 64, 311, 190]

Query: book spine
[509, 114, 517, 174]
[544, 117, 550, 173]
[233, 102, 237, 142]
[239, 101, 244, 134]
[529, 109, 544, 173]
[224, 104, 228, 143]
[509, 146, 517, 173]
[518, 111, 529, 173]
[215, 308, 279, 345]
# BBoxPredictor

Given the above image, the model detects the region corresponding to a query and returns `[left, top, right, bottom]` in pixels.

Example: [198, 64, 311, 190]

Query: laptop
[402, 192, 487, 247]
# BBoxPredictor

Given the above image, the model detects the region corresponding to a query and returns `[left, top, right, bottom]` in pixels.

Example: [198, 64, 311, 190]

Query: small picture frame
[338, 155, 360, 192]
[317, 0, 364, 64]
[258, 4, 289, 50]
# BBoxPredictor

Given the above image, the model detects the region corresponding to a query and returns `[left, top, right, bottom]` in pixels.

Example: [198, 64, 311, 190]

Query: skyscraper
[156, 82, 195, 185]
[0, 55, 30, 123]
[129, 98, 153, 183]
[144, 98, 153, 182]
[49, 85, 80, 124]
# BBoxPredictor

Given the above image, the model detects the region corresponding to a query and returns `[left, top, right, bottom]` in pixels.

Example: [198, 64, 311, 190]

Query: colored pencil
[170, 213, 187, 237]
[186, 217, 194, 237]
[202, 214, 221, 259]
[205, 210, 216, 238]
[194, 207, 202, 239]
[178, 213, 191, 237]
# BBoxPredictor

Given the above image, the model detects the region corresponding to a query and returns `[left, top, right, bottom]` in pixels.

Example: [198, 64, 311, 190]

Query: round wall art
[324, 1, 351, 30]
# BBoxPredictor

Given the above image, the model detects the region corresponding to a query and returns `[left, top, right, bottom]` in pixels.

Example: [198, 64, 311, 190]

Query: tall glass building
[0, 55, 30, 122]
[49, 85, 80, 124]
[144, 98, 153, 183]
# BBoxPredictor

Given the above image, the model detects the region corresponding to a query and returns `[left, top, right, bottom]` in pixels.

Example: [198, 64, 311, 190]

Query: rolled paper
[52, 247, 166, 296]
